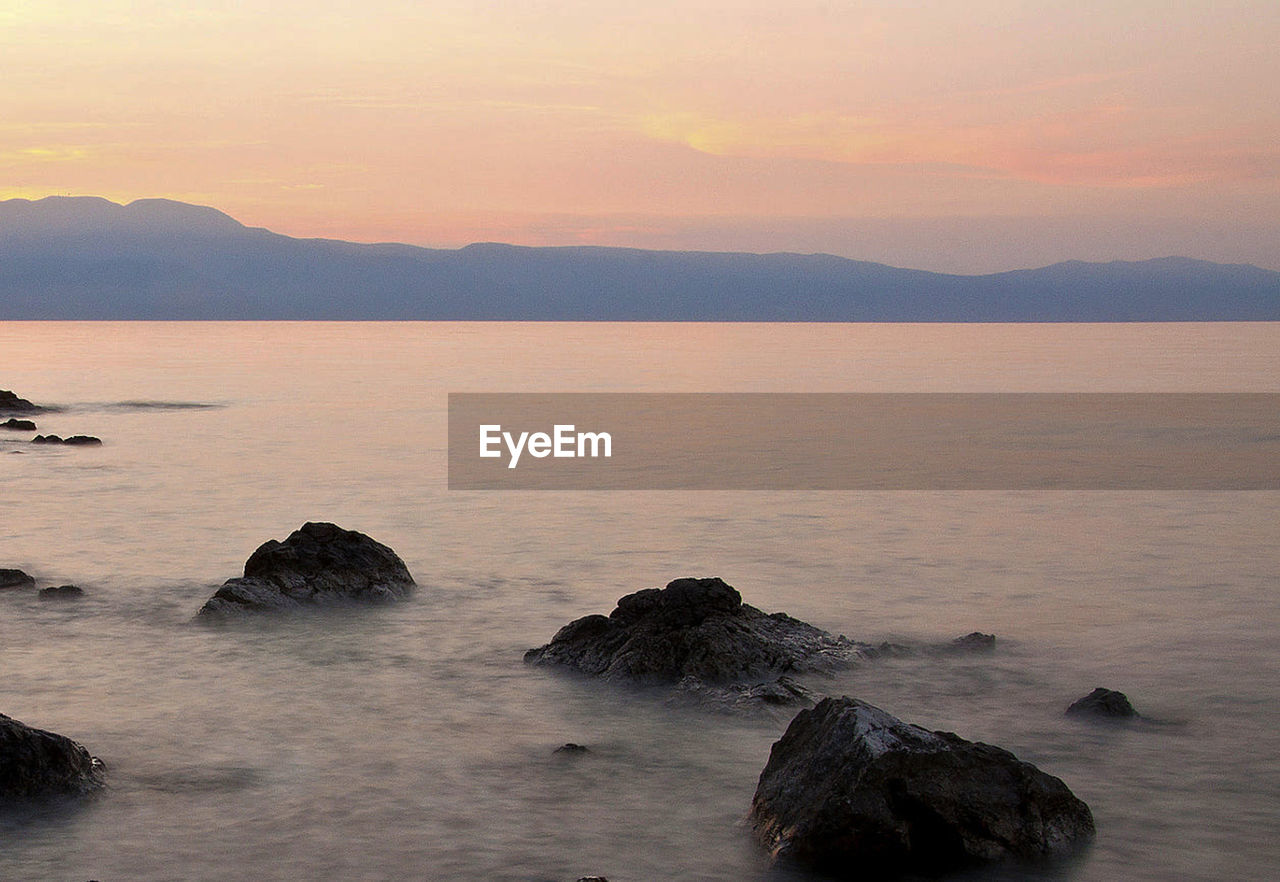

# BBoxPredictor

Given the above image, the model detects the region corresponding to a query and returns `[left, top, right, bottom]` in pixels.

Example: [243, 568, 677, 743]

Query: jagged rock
[1, 418, 36, 431]
[1066, 687, 1139, 719]
[0, 390, 42, 413]
[39, 585, 85, 600]
[197, 522, 415, 617]
[524, 577, 866, 686]
[750, 697, 1095, 876]
[31, 434, 61, 444]
[0, 569, 35, 590]
[0, 712, 106, 801]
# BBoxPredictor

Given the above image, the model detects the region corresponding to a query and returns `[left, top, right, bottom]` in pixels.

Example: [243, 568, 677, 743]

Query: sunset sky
[3, 1, 1278, 271]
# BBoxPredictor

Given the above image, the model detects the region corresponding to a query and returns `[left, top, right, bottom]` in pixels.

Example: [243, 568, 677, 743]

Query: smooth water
[1, 322, 1277, 881]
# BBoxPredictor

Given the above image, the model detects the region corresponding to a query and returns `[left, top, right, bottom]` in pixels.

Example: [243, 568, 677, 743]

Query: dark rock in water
[554, 743, 590, 755]
[672, 674, 817, 714]
[39, 585, 85, 600]
[31, 434, 102, 446]
[0, 569, 36, 590]
[750, 697, 1095, 876]
[524, 577, 865, 686]
[1, 418, 36, 431]
[197, 521, 416, 617]
[944, 631, 997, 653]
[0, 390, 42, 413]
[0, 712, 106, 800]
[1066, 687, 1139, 719]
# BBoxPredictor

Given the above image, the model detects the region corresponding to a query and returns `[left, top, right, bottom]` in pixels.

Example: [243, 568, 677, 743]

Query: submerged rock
[197, 522, 416, 617]
[39, 585, 85, 600]
[1, 418, 36, 431]
[0, 569, 36, 590]
[750, 697, 1094, 877]
[672, 674, 816, 713]
[1066, 687, 1139, 720]
[865, 632, 999, 659]
[0, 390, 42, 413]
[524, 577, 865, 687]
[554, 743, 590, 755]
[0, 713, 106, 801]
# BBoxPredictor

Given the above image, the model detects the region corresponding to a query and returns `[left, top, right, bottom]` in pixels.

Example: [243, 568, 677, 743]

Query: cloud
[635, 106, 1280, 188]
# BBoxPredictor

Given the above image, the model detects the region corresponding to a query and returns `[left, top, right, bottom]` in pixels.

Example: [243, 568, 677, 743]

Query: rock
[749, 697, 1095, 876]
[39, 585, 85, 600]
[31, 434, 102, 446]
[197, 522, 416, 617]
[554, 743, 590, 754]
[524, 577, 866, 686]
[0, 569, 36, 590]
[1066, 687, 1139, 719]
[0, 390, 42, 413]
[1, 418, 36, 431]
[672, 674, 816, 713]
[0, 712, 106, 801]
[943, 631, 997, 653]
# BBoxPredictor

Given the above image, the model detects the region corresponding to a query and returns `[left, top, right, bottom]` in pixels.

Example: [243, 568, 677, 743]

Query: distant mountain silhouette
[1, 196, 1277, 320]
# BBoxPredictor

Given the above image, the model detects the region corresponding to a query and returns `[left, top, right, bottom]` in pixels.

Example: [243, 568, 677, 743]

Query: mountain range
[1, 196, 1277, 321]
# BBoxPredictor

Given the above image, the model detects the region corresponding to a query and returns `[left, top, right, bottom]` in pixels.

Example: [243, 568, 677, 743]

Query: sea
[1, 321, 1277, 881]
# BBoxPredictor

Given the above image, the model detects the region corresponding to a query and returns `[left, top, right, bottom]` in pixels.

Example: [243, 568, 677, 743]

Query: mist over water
[1, 322, 1278, 881]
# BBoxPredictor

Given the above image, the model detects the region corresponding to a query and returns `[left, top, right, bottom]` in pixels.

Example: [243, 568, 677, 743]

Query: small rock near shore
[31, 434, 102, 446]
[0, 569, 36, 590]
[1, 418, 37, 431]
[0, 390, 42, 413]
[197, 521, 416, 617]
[524, 577, 865, 687]
[1066, 687, 1139, 719]
[39, 585, 85, 600]
[750, 696, 1094, 876]
[0, 712, 106, 800]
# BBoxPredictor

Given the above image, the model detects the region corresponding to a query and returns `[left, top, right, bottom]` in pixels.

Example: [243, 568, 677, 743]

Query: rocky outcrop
[0, 713, 106, 801]
[524, 577, 865, 687]
[197, 522, 416, 617]
[0, 390, 42, 413]
[1, 418, 36, 431]
[31, 434, 102, 446]
[39, 585, 85, 600]
[1066, 687, 1139, 720]
[0, 569, 36, 590]
[750, 697, 1094, 876]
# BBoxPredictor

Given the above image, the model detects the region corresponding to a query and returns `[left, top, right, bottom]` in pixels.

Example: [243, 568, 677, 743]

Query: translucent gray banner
[447, 393, 1280, 489]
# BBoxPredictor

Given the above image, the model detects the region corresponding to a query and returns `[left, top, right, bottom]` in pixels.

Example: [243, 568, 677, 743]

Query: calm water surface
[1, 322, 1278, 881]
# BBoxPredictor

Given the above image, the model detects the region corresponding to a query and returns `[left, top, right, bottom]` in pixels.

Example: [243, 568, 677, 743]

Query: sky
[2, 0, 1278, 272]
